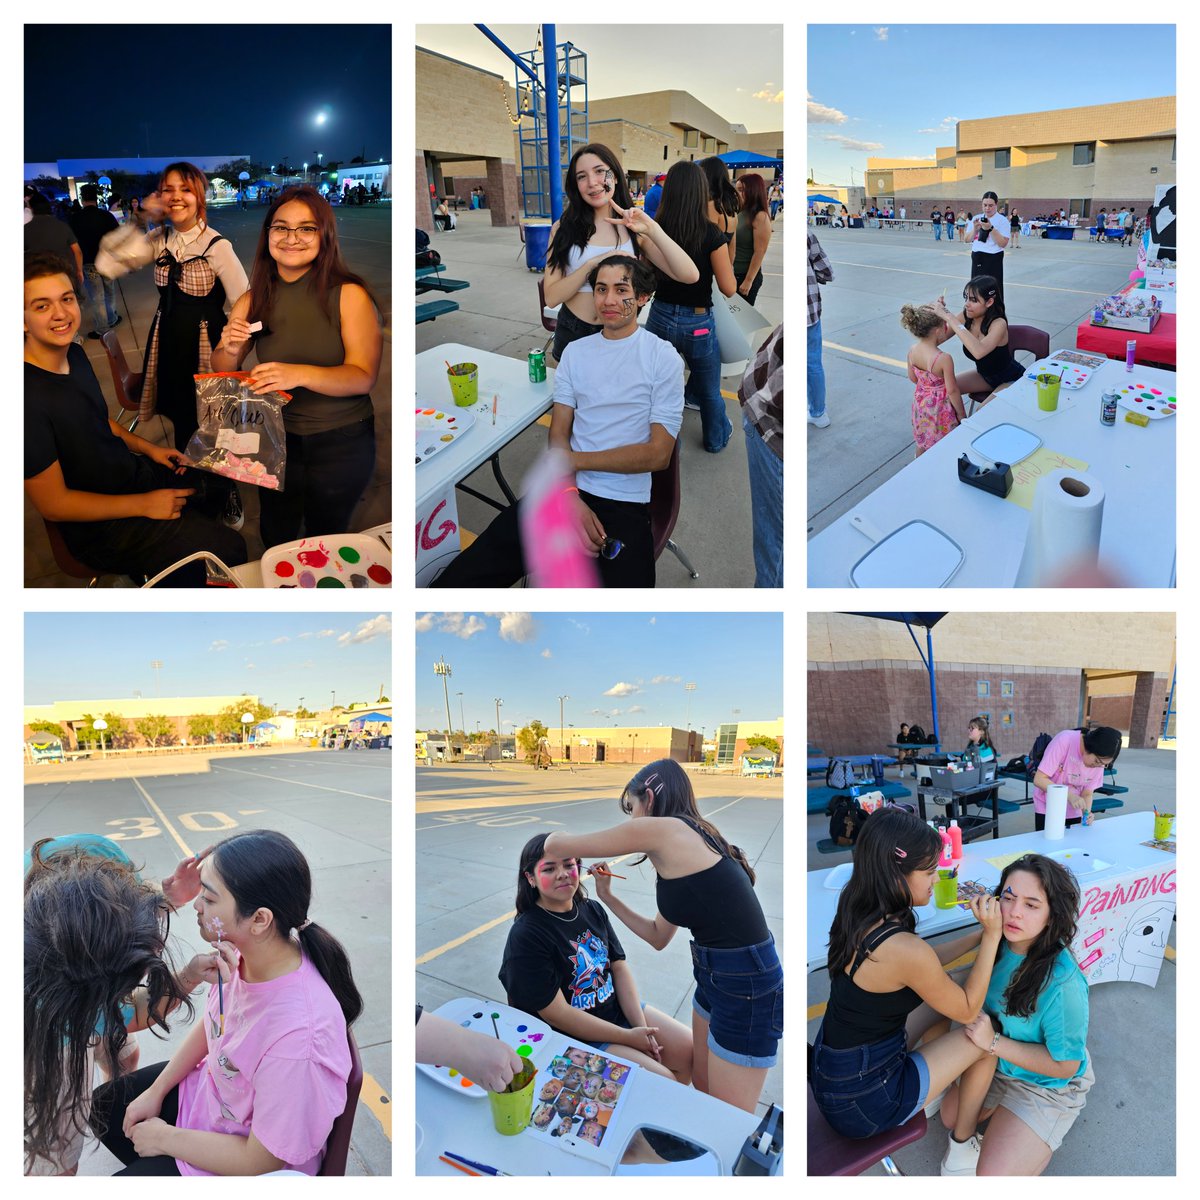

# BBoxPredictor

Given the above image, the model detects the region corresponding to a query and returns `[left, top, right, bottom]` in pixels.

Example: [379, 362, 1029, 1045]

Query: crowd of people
[427, 142, 783, 589]
[24, 162, 383, 586]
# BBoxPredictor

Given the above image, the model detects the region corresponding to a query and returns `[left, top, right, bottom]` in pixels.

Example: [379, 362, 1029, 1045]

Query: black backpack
[825, 757, 858, 789]
[1026, 732, 1053, 780]
[906, 724, 927, 744]
[1003, 754, 1027, 775]
[416, 228, 442, 269]
[828, 795, 868, 846]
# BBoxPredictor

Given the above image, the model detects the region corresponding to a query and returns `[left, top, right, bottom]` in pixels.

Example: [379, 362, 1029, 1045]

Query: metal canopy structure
[844, 613, 949, 743]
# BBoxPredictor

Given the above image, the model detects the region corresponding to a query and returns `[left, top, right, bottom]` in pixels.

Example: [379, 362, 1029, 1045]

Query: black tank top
[964, 328, 1024, 387]
[654, 818, 770, 949]
[821, 923, 924, 1049]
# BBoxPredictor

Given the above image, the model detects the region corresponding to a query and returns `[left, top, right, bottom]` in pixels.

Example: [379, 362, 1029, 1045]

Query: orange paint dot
[460, 1077, 474, 1088]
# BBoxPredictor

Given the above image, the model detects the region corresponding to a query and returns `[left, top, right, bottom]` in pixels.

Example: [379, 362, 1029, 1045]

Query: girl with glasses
[211, 186, 382, 548]
[1030, 726, 1121, 831]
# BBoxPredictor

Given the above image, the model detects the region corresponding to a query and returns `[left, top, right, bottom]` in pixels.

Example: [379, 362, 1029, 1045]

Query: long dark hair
[247, 185, 379, 326]
[826, 809, 942, 977]
[699, 156, 739, 218]
[992, 855, 1080, 1018]
[546, 143, 638, 275]
[737, 174, 769, 221]
[1081, 725, 1122, 765]
[964, 274, 1007, 336]
[515, 833, 589, 915]
[650, 161, 710, 264]
[619, 759, 755, 885]
[212, 830, 363, 1026]
[968, 715, 998, 756]
[24, 841, 192, 1168]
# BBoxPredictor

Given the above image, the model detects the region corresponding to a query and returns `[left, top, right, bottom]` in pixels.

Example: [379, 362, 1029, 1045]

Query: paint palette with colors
[1114, 383, 1177, 420]
[417, 998, 554, 1097]
[1025, 359, 1094, 390]
[261, 535, 392, 588]
[416, 406, 474, 465]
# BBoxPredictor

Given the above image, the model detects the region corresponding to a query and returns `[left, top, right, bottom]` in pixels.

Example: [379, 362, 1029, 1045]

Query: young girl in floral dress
[901, 302, 964, 456]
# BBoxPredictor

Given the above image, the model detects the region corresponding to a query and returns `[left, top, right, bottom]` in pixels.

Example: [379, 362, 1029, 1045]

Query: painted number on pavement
[105, 817, 160, 841]
[178, 811, 239, 833]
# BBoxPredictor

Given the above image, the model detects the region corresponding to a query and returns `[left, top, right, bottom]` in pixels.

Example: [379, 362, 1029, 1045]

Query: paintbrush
[589, 863, 626, 880]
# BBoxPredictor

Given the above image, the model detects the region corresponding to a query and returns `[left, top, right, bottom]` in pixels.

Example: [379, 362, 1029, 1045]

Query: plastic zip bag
[186, 372, 290, 490]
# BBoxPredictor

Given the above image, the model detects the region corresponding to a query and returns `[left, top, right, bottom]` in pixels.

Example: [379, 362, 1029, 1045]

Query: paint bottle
[938, 825, 954, 867]
[1125, 339, 1136, 372]
[949, 819, 964, 860]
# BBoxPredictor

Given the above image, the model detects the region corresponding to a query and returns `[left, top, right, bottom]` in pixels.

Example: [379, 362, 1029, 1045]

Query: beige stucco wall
[957, 97, 1175, 153]
[807, 614, 1175, 674]
[416, 48, 520, 159]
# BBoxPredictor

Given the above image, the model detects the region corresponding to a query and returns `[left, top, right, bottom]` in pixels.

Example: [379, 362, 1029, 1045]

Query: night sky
[24, 25, 391, 166]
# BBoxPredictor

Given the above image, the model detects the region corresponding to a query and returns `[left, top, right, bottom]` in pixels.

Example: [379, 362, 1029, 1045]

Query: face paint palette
[1114, 384, 1177, 420]
[416, 406, 475, 465]
[261, 535, 392, 588]
[1025, 359, 1094, 390]
[417, 997, 554, 1097]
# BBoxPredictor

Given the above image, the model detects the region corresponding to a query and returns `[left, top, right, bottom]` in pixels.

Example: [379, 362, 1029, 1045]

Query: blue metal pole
[1162, 667, 1177, 738]
[542, 24, 563, 222]
[474, 25, 540, 84]
[927, 626, 940, 744]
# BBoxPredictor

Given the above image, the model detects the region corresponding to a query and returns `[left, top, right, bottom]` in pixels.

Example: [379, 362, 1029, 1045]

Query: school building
[807, 614, 1175, 759]
[863, 96, 1175, 220]
[416, 45, 782, 233]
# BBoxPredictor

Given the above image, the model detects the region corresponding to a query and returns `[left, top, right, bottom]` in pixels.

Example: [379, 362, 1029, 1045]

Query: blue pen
[443, 1151, 511, 1176]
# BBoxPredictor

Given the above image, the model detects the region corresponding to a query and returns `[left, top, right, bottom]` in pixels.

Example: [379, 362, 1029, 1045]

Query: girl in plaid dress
[901, 303, 963, 456]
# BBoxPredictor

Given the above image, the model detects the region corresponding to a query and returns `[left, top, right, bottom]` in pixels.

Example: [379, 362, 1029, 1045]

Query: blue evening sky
[808, 24, 1176, 184]
[24, 613, 391, 708]
[415, 612, 782, 736]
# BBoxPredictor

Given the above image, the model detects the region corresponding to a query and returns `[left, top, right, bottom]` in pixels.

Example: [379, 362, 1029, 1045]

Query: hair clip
[643, 772, 660, 790]
[894, 847, 908, 859]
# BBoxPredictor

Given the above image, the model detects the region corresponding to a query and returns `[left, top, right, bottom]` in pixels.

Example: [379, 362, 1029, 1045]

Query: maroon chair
[100, 328, 144, 431]
[965, 324, 1050, 415]
[807, 1086, 928, 1176]
[649, 439, 699, 579]
[317, 1029, 364, 1176]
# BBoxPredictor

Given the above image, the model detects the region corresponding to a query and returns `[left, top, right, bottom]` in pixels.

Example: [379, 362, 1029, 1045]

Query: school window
[1171, 138, 1176, 161]
[1001, 680, 1015, 697]
[716, 142, 728, 155]
[1002, 712, 1015, 727]
[683, 129, 698, 148]
[976, 680, 991, 699]
[662, 145, 669, 160]
[1073, 142, 1096, 166]
[995, 148, 1010, 169]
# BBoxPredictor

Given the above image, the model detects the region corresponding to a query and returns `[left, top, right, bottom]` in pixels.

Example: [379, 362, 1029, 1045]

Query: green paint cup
[1154, 812, 1175, 841]
[487, 1062, 537, 1136]
[1036, 372, 1061, 412]
[447, 362, 479, 408]
[934, 875, 958, 909]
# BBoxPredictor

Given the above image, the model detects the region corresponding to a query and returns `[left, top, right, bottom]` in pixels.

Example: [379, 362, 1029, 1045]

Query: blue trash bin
[525, 220, 552, 272]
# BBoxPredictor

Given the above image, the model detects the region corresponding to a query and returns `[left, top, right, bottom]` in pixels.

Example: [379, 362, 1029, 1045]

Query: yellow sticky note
[987, 851, 1031, 871]
[1004, 447, 1090, 510]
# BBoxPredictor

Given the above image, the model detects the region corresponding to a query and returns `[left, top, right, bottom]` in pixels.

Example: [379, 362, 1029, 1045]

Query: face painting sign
[1071, 864, 1176, 987]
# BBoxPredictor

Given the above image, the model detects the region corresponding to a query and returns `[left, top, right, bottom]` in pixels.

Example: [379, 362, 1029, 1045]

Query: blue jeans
[807, 319, 826, 417]
[690, 935, 783, 1068]
[82, 264, 118, 332]
[810, 1025, 930, 1139]
[769, 200, 780, 220]
[743, 411, 782, 587]
[933, 223, 942, 240]
[645, 301, 730, 452]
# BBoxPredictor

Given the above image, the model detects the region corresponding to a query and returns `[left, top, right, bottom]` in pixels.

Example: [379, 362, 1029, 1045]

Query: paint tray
[849, 520, 965, 588]
[261, 535, 392, 588]
[416, 406, 475, 465]
[1113, 383, 1176, 420]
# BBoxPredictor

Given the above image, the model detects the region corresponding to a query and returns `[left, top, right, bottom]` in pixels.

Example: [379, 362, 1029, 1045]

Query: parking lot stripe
[823, 341, 907, 369]
[360, 1072, 392, 1139]
[825, 258, 1103, 296]
[213, 764, 390, 803]
[417, 911, 516, 965]
[131, 779, 193, 857]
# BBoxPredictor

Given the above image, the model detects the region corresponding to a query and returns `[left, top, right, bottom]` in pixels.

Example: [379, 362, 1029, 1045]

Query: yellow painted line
[417, 910, 516, 965]
[721, 389, 739, 401]
[826, 258, 1100, 296]
[131, 778, 193, 858]
[360, 1072, 392, 1139]
[808, 1001, 827, 1022]
[1164, 944, 1176, 962]
[212, 763, 390, 804]
[823, 341, 908, 369]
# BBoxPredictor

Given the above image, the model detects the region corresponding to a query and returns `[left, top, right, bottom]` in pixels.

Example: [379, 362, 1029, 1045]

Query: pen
[444, 1151, 511, 1176]
[440, 1156, 481, 1176]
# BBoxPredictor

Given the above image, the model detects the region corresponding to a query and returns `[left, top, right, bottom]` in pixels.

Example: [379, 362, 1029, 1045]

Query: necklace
[537, 899, 580, 923]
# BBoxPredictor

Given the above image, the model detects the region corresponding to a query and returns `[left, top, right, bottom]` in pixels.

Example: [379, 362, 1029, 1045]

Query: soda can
[528, 349, 547, 383]
[1100, 392, 1119, 426]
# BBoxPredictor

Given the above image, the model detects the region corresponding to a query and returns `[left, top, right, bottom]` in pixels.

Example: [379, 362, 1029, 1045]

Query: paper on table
[986, 851, 1031, 871]
[1004, 447, 1089, 510]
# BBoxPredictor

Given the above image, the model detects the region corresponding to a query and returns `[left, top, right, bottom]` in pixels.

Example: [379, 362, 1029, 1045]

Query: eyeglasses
[268, 223, 320, 242]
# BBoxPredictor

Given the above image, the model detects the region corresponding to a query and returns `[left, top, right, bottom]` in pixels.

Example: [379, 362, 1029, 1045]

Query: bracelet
[988, 1031, 1001, 1055]
[561, 485, 579, 495]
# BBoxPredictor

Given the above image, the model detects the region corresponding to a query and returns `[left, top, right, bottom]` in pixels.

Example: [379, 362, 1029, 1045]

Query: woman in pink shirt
[89, 830, 362, 1175]
[1031, 727, 1121, 832]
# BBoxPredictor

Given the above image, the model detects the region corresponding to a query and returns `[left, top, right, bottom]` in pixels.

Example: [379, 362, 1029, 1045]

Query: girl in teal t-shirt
[965, 715, 998, 763]
[937, 854, 1093, 1176]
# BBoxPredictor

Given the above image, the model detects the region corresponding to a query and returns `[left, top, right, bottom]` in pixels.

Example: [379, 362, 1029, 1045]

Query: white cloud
[808, 98, 848, 125]
[650, 674, 682, 685]
[648, 617, 656, 625]
[875, 26, 889, 40]
[590, 708, 604, 716]
[437, 613, 486, 640]
[316, 630, 336, 639]
[821, 134, 885, 152]
[541, 648, 552, 659]
[607, 708, 623, 718]
[297, 631, 314, 640]
[245, 661, 256, 670]
[337, 614, 392, 646]
[604, 682, 642, 697]
[414, 613, 436, 632]
[271, 636, 289, 645]
[567, 618, 591, 636]
[628, 705, 646, 714]
[753, 89, 784, 104]
[916, 116, 959, 134]
[494, 612, 537, 643]
[209, 640, 228, 651]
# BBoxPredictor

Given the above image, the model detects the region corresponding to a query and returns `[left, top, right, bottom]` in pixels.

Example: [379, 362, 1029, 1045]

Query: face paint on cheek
[603, 169, 614, 194]
[621, 298, 635, 316]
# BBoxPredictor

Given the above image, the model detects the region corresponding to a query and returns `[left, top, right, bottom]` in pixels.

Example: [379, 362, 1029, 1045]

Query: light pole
[684, 682, 697, 758]
[93, 718, 108, 759]
[241, 711, 254, 747]
[150, 659, 163, 697]
[434, 658, 454, 760]
[558, 694, 569, 762]
[631, 730, 638, 764]
[456, 691, 465, 741]
[494, 697, 503, 757]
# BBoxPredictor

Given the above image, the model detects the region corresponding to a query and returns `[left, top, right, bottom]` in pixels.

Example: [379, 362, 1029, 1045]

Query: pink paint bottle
[949, 819, 964, 861]
[938, 825, 954, 867]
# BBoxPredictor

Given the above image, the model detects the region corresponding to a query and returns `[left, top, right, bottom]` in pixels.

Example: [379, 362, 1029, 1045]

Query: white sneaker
[808, 412, 831, 427]
[940, 1133, 982, 1176]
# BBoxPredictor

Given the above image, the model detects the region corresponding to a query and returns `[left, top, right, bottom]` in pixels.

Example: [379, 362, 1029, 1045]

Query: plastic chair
[808, 1077, 928, 1175]
[318, 1030, 364, 1176]
[537, 278, 558, 357]
[649, 439, 700, 579]
[100, 329, 144, 432]
[965, 324, 1051, 415]
[41, 518, 133, 586]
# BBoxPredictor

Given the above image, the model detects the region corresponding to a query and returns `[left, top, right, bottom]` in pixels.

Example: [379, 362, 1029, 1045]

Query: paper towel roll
[1044, 783, 1068, 841]
[1018, 468, 1105, 587]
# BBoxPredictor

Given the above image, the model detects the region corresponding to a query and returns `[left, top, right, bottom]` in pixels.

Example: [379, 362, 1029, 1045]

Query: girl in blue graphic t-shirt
[937, 854, 1092, 1176]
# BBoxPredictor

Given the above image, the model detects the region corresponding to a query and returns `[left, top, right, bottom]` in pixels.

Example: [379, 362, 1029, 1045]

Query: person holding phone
[971, 192, 1010, 304]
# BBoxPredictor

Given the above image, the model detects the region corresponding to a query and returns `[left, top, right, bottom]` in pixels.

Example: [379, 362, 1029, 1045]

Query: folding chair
[317, 1029, 364, 1176]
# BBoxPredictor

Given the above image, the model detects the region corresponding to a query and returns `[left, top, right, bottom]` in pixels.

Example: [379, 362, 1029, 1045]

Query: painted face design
[564, 1066, 585, 1090]
[585, 1054, 606, 1074]
[540, 1078, 563, 1101]
[533, 1103, 555, 1128]
[567, 1049, 588, 1068]
[598, 1080, 619, 1105]
[602, 168, 615, 195]
[582, 1073, 602, 1098]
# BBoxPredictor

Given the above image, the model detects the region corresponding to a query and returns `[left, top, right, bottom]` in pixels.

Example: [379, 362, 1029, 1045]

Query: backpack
[825, 757, 858, 789]
[906, 724, 927, 745]
[416, 228, 441, 269]
[1003, 754, 1027, 775]
[1026, 732, 1053, 780]
[828, 795, 868, 846]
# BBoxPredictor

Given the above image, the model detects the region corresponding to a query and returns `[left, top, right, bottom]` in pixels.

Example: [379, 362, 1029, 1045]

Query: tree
[216, 699, 273, 739]
[28, 720, 65, 738]
[745, 736, 780, 756]
[295, 706, 315, 719]
[517, 720, 550, 761]
[135, 714, 175, 748]
[378, 694, 390, 703]
[77, 712, 136, 749]
[188, 714, 217, 742]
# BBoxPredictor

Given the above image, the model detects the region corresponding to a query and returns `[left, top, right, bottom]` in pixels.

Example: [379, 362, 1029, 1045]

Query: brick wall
[416, 153, 434, 235]
[1129, 672, 1171, 747]
[1087, 694, 1134, 732]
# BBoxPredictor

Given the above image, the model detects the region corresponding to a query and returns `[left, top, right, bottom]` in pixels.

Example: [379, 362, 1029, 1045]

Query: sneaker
[221, 485, 245, 531]
[108, 314, 123, 329]
[940, 1133, 982, 1176]
[808, 412, 831, 427]
[683, 398, 701, 411]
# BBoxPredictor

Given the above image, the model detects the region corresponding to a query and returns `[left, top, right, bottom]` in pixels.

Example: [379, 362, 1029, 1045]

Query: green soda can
[528, 349, 547, 383]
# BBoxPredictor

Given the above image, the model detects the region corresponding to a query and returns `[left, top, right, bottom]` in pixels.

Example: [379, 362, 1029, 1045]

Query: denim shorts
[810, 1025, 930, 1139]
[690, 935, 783, 1068]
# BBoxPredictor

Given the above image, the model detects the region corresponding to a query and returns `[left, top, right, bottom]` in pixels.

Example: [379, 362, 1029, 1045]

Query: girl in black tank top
[542, 758, 781, 1113]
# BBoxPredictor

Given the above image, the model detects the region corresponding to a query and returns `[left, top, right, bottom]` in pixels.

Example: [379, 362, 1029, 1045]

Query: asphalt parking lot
[25, 746, 392, 1176]
[415, 762, 785, 1127]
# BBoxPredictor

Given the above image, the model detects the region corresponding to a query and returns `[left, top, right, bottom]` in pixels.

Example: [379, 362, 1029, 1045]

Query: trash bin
[525, 220, 552, 272]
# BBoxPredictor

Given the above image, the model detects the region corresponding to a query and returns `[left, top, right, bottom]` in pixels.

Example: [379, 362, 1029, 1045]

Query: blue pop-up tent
[716, 150, 782, 170]
[807, 193, 840, 205]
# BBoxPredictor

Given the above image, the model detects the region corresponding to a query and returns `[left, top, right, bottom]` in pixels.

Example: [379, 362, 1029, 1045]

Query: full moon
[315, 112, 327, 125]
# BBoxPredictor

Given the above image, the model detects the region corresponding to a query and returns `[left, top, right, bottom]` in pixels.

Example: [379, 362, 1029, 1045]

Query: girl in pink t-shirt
[89, 830, 363, 1176]
[1031, 727, 1121, 831]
